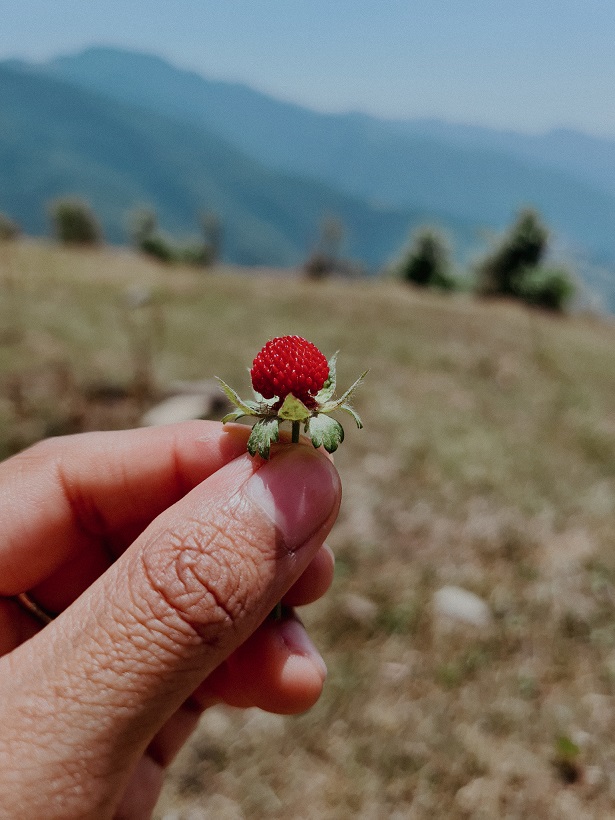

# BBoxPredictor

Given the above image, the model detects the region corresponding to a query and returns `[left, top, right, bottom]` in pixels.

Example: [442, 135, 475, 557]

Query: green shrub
[477, 209, 548, 297]
[139, 234, 174, 264]
[128, 208, 158, 247]
[304, 251, 334, 280]
[177, 242, 213, 268]
[475, 209, 575, 312]
[128, 208, 213, 267]
[0, 213, 20, 241]
[127, 208, 173, 263]
[49, 197, 102, 245]
[513, 266, 576, 312]
[398, 227, 455, 290]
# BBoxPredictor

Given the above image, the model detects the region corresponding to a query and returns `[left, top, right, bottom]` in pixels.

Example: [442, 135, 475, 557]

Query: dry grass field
[2, 239, 615, 818]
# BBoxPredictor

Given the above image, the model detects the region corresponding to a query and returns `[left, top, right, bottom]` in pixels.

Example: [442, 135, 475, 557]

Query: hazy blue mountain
[0, 61, 474, 267]
[44, 48, 615, 268]
[393, 118, 615, 201]
[4, 46, 615, 308]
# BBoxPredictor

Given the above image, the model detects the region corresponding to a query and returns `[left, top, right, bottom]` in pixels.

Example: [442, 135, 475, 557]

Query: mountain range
[0, 59, 443, 268]
[1, 46, 615, 308]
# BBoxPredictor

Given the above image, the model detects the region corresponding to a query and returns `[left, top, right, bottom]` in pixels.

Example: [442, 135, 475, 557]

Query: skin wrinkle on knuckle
[138, 495, 277, 642]
[190, 510, 271, 615]
[125, 592, 200, 667]
[64, 608, 200, 717]
[139, 529, 237, 642]
[123, 568, 200, 653]
[114, 591, 206, 687]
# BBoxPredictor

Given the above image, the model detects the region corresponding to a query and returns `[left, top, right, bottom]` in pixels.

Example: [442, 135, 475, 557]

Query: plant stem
[271, 421, 299, 620]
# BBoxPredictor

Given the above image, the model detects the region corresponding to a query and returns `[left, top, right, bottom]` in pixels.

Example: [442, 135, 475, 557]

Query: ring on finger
[15, 592, 57, 625]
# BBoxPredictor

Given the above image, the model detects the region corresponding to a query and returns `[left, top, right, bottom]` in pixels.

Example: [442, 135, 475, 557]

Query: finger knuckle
[139, 517, 263, 644]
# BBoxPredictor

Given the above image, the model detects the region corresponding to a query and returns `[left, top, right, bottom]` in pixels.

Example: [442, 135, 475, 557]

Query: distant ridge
[0, 46, 614, 309]
[42, 47, 615, 308]
[46, 48, 615, 250]
[393, 118, 615, 201]
[0, 59, 473, 268]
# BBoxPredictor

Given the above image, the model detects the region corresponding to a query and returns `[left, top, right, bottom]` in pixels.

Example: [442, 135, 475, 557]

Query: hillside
[396, 118, 615, 201]
[2, 240, 615, 815]
[45, 48, 615, 267]
[0, 61, 472, 268]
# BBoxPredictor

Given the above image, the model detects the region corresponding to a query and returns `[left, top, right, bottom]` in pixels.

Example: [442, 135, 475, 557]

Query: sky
[2, 1, 615, 137]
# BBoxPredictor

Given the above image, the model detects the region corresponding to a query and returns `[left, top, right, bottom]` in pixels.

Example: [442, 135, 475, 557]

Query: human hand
[0, 421, 340, 819]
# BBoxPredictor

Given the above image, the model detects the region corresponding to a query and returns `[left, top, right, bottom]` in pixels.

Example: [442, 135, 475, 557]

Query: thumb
[0, 445, 340, 817]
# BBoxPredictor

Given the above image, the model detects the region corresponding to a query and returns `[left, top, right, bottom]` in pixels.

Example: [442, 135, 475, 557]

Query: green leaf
[314, 351, 338, 403]
[215, 377, 259, 415]
[278, 393, 311, 421]
[247, 417, 280, 459]
[308, 413, 345, 453]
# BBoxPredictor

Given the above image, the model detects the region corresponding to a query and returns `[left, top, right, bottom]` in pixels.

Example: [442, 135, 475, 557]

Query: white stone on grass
[140, 393, 217, 427]
[140, 378, 231, 426]
[342, 593, 379, 626]
[433, 585, 492, 628]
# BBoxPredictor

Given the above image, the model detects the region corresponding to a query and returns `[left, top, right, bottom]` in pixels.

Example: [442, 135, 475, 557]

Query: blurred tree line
[0, 197, 576, 312]
[41, 197, 221, 269]
[395, 209, 576, 312]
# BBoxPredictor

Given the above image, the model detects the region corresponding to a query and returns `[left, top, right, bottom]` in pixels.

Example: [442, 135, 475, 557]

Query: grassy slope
[2, 240, 615, 816]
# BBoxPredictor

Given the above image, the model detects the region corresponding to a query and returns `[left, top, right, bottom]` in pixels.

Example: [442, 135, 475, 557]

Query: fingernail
[246, 447, 340, 551]
[280, 618, 327, 679]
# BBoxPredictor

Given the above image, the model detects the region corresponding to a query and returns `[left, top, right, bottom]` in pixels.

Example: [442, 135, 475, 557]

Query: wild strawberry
[250, 336, 329, 409]
[217, 336, 366, 459]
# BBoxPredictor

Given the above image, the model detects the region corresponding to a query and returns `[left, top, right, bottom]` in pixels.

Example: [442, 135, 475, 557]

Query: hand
[0, 421, 340, 819]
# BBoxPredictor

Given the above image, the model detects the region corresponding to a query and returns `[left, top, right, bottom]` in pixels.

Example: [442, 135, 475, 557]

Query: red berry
[250, 336, 329, 408]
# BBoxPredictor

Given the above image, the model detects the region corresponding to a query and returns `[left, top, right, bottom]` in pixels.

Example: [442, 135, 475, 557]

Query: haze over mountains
[1, 46, 615, 308]
[0, 59, 431, 267]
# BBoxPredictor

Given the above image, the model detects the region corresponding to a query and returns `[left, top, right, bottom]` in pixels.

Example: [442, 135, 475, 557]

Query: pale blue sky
[2, 1, 615, 136]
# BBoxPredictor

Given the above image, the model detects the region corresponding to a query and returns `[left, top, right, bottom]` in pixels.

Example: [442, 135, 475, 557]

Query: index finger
[0, 420, 250, 595]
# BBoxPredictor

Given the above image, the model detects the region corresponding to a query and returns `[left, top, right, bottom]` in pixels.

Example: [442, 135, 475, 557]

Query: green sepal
[314, 351, 338, 404]
[247, 417, 280, 459]
[278, 393, 311, 422]
[320, 370, 368, 413]
[221, 409, 249, 424]
[307, 413, 345, 453]
[339, 402, 364, 429]
[251, 390, 280, 412]
[216, 377, 259, 415]
[334, 369, 368, 405]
